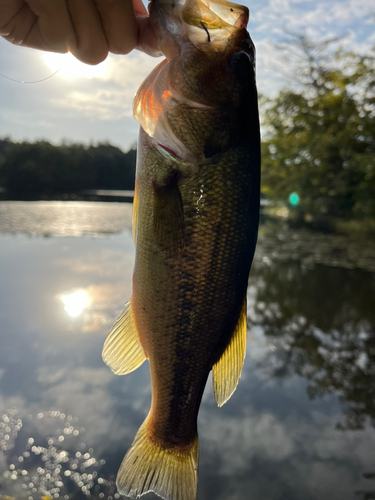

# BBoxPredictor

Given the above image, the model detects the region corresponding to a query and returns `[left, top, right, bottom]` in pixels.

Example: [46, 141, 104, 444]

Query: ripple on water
[0, 408, 119, 500]
[0, 201, 133, 237]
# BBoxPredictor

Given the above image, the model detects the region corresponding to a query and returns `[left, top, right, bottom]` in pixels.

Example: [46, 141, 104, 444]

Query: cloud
[249, 0, 375, 97]
[48, 52, 162, 121]
[58, 247, 134, 279]
[198, 388, 375, 499]
[201, 409, 295, 476]
[51, 89, 134, 120]
[253, 0, 375, 34]
[36, 366, 114, 446]
[81, 282, 133, 333]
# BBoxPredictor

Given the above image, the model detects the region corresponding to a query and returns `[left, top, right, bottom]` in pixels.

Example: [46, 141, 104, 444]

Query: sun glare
[61, 290, 90, 317]
[44, 52, 108, 79]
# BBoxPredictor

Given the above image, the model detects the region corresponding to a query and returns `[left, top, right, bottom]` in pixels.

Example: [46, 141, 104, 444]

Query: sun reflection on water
[1, 409, 119, 500]
[60, 291, 90, 318]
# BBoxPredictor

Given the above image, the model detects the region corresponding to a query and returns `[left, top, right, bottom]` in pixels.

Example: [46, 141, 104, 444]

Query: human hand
[0, 0, 160, 64]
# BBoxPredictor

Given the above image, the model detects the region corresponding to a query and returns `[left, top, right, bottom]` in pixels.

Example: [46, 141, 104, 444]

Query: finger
[0, 0, 24, 36]
[94, 0, 138, 55]
[136, 14, 161, 57]
[133, 0, 148, 16]
[67, 0, 109, 64]
[1, 3, 36, 45]
[2, 0, 76, 53]
[132, 0, 159, 54]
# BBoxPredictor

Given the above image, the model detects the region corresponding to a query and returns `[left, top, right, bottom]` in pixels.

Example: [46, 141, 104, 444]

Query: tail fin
[117, 415, 199, 500]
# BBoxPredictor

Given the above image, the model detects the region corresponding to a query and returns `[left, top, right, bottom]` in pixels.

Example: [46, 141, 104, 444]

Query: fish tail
[117, 414, 199, 500]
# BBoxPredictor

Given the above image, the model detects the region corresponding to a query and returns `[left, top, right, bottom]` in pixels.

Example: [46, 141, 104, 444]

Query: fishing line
[0, 68, 60, 84]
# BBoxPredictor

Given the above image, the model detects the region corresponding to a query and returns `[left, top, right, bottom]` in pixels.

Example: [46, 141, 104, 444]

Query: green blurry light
[289, 192, 300, 206]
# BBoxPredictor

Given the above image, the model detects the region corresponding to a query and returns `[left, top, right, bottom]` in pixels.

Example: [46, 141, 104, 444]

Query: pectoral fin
[212, 297, 247, 407]
[102, 301, 147, 375]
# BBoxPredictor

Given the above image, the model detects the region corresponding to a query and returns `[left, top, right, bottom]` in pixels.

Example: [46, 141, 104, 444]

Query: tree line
[0, 139, 136, 194]
[0, 35, 374, 231]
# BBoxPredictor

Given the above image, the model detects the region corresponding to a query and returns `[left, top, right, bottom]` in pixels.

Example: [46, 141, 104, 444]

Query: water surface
[0, 201, 374, 500]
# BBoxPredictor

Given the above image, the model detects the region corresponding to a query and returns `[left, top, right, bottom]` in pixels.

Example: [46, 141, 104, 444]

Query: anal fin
[102, 301, 147, 375]
[212, 296, 247, 407]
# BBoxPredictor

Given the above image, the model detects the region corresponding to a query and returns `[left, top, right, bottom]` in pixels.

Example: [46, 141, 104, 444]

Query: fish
[102, 0, 260, 498]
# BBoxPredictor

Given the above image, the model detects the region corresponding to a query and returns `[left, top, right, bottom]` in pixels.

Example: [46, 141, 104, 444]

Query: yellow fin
[102, 301, 146, 375]
[132, 181, 139, 245]
[117, 414, 199, 500]
[212, 297, 247, 407]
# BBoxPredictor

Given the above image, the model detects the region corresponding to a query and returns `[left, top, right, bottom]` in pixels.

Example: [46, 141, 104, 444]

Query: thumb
[136, 15, 161, 57]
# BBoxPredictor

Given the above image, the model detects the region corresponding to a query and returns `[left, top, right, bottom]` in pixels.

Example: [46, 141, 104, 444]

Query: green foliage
[0, 139, 136, 195]
[261, 37, 375, 223]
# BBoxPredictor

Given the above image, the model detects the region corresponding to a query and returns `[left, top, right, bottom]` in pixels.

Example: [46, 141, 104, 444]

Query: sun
[44, 51, 109, 79]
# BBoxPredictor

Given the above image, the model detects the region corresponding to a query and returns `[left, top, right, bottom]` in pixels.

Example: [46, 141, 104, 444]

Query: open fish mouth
[148, 0, 250, 53]
[148, 0, 249, 27]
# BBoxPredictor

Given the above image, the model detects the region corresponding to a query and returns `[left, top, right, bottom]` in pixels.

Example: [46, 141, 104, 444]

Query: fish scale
[102, 0, 260, 498]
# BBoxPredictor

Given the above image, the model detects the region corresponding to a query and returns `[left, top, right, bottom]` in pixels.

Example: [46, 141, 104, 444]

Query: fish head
[134, 0, 258, 164]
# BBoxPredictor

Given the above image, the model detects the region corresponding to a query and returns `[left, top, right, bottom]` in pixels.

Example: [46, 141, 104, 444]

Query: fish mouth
[234, 12, 248, 29]
[149, 0, 249, 31]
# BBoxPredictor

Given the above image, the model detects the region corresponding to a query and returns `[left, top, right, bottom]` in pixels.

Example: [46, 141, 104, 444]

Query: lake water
[0, 201, 374, 500]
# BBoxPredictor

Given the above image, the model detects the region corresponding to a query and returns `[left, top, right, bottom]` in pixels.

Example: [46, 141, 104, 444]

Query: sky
[0, 0, 374, 152]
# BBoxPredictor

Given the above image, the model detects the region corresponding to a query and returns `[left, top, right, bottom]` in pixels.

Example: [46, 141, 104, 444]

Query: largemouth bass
[102, 0, 260, 498]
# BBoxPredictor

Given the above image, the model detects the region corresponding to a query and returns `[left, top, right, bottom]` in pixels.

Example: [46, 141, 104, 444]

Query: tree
[0, 139, 136, 194]
[261, 34, 375, 225]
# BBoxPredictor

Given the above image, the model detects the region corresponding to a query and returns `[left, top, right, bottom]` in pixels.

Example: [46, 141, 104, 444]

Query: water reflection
[1, 408, 118, 500]
[0, 202, 374, 500]
[0, 201, 132, 237]
[248, 258, 375, 431]
[60, 291, 91, 318]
